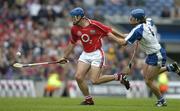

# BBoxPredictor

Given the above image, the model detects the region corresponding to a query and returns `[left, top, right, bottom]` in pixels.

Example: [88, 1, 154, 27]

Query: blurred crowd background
[0, 0, 180, 82]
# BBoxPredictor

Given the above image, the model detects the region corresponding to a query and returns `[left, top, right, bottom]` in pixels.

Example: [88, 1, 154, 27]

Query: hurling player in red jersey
[59, 7, 130, 105]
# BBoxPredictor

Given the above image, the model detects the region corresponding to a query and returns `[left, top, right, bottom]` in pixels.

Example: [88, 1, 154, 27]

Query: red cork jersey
[70, 19, 112, 52]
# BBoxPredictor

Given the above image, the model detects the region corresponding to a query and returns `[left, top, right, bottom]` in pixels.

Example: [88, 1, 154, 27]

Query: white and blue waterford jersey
[125, 18, 167, 66]
[125, 18, 161, 55]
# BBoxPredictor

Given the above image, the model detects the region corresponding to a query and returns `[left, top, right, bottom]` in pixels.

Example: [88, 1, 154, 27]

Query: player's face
[129, 16, 138, 25]
[71, 16, 81, 25]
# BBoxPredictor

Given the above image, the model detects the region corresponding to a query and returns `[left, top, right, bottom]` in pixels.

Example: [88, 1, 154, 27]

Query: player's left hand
[58, 57, 69, 64]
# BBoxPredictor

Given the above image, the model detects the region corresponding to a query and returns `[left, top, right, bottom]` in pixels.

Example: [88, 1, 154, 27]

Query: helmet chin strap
[73, 16, 84, 25]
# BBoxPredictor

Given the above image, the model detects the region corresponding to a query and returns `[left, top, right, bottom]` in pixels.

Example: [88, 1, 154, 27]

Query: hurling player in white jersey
[117, 9, 180, 107]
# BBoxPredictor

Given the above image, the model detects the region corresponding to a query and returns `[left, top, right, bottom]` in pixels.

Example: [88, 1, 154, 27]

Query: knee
[144, 77, 153, 86]
[91, 79, 100, 85]
[75, 74, 84, 83]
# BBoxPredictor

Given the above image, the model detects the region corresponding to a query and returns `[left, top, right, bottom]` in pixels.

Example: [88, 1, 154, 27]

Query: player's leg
[143, 64, 161, 98]
[74, 61, 93, 105]
[89, 66, 114, 84]
[158, 62, 180, 74]
[144, 48, 168, 107]
[75, 61, 90, 96]
[89, 66, 130, 90]
[86, 48, 130, 89]
[143, 64, 167, 107]
[156, 48, 180, 75]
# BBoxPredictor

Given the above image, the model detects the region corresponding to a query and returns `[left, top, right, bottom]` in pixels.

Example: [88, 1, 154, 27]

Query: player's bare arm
[107, 32, 127, 46]
[64, 42, 75, 58]
[111, 28, 127, 38]
[59, 42, 75, 63]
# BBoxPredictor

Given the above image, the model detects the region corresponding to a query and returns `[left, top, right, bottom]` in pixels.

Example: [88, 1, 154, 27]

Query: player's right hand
[58, 57, 69, 64]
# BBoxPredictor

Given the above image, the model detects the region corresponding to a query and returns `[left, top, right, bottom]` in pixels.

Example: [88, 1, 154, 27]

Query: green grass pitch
[0, 97, 179, 111]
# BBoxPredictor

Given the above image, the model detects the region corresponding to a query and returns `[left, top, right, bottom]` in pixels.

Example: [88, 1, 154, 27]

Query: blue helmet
[70, 7, 84, 17]
[130, 9, 145, 20]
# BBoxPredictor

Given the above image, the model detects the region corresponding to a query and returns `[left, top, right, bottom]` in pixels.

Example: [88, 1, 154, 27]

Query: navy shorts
[145, 48, 167, 67]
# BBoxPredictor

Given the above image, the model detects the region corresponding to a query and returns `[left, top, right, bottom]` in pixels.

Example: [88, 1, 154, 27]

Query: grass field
[0, 97, 179, 111]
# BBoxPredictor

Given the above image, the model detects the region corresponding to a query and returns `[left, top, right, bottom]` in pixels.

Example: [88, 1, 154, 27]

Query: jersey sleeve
[70, 27, 78, 44]
[125, 25, 143, 44]
[92, 20, 112, 35]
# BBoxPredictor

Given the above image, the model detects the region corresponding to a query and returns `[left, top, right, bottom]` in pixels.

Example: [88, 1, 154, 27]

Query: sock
[158, 96, 164, 102]
[114, 73, 118, 80]
[166, 64, 174, 72]
[114, 73, 123, 81]
[85, 95, 92, 100]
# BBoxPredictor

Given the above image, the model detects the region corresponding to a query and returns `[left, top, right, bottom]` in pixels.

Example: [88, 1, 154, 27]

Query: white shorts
[78, 49, 105, 67]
